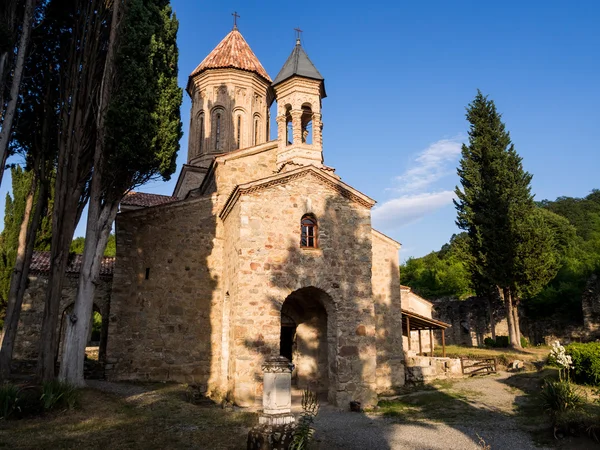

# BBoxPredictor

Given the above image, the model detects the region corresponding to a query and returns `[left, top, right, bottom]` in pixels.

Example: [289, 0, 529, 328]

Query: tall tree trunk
[59, 0, 121, 385]
[0, 52, 7, 113]
[0, 0, 36, 188]
[503, 287, 522, 349]
[512, 294, 522, 347]
[37, 0, 107, 381]
[0, 173, 37, 378]
[58, 200, 117, 385]
[487, 294, 496, 340]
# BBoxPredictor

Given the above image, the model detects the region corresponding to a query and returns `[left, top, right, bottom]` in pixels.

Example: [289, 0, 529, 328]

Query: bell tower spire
[272, 33, 326, 172]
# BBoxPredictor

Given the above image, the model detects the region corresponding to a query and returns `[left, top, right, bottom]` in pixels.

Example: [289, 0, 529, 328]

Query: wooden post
[418, 330, 422, 355]
[442, 329, 446, 357]
[429, 328, 434, 357]
[406, 315, 411, 351]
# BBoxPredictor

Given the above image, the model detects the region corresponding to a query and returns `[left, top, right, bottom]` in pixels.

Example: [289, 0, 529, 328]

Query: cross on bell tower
[232, 11, 240, 29]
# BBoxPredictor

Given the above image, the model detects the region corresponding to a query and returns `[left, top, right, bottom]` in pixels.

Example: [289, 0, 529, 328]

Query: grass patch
[378, 387, 485, 423]
[434, 344, 549, 366]
[0, 385, 257, 449]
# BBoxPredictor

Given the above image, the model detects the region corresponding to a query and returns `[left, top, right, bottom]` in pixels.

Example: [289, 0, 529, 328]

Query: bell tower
[272, 35, 326, 172]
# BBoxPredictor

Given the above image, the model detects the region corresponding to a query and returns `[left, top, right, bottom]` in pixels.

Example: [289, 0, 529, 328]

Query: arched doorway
[280, 287, 335, 397]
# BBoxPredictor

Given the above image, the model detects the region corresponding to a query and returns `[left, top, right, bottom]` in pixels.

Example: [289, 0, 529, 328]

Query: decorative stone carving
[247, 357, 296, 450]
[261, 356, 293, 417]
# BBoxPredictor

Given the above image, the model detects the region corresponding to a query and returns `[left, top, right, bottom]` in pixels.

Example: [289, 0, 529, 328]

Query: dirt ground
[1, 371, 598, 449]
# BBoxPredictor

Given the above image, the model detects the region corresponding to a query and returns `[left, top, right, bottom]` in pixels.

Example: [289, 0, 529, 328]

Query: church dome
[190, 29, 271, 82]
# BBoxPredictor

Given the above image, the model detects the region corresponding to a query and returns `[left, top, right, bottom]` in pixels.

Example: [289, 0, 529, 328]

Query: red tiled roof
[121, 191, 178, 208]
[190, 29, 271, 82]
[30, 251, 114, 278]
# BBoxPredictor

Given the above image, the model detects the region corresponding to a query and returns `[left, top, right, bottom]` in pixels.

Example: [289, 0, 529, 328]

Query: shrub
[540, 379, 584, 419]
[483, 337, 495, 348]
[0, 383, 20, 419]
[565, 342, 600, 386]
[520, 336, 529, 348]
[41, 380, 79, 411]
[494, 336, 509, 348]
[15, 386, 44, 418]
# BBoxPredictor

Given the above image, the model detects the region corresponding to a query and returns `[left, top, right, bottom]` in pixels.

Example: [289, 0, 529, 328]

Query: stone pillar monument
[247, 356, 296, 450]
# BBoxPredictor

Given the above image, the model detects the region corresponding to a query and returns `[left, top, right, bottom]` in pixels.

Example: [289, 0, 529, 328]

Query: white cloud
[393, 138, 462, 193]
[373, 137, 462, 231]
[372, 191, 456, 229]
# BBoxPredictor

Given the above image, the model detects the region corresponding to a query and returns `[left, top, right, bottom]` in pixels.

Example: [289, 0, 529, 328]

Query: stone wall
[14, 274, 111, 360]
[582, 273, 600, 339]
[404, 355, 462, 384]
[432, 297, 508, 346]
[213, 142, 278, 201]
[433, 287, 600, 346]
[222, 171, 380, 407]
[371, 230, 404, 394]
[106, 195, 224, 391]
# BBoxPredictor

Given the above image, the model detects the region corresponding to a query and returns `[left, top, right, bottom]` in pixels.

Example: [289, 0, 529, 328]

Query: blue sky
[2, 0, 599, 261]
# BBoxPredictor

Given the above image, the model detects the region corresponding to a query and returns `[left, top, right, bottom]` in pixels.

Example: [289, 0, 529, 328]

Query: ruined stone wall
[433, 290, 599, 346]
[371, 230, 404, 394]
[223, 172, 379, 407]
[432, 297, 508, 347]
[582, 273, 600, 340]
[107, 196, 224, 390]
[14, 275, 111, 359]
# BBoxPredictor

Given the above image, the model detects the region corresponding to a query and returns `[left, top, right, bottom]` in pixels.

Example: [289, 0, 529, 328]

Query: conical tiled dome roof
[190, 29, 271, 82]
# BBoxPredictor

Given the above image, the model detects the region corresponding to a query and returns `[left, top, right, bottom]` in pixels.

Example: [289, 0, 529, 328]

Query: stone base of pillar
[258, 412, 295, 426]
[247, 422, 296, 450]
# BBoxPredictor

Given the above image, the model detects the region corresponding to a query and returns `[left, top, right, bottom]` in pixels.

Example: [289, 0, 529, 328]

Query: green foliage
[520, 336, 529, 348]
[70, 234, 115, 257]
[495, 336, 510, 348]
[526, 191, 600, 322]
[290, 389, 320, 450]
[483, 336, 509, 348]
[540, 379, 584, 419]
[401, 233, 474, 300]
[0, 166, 31, 316]
[483, 337, 495, 348]
[103, 0, 182, 196]
[41, 380, 79, 411]
[566, 343, 600, 386]
[90, 310, 102, 342]
[0, 166, 54, 326]
[0, 382, 20, 419]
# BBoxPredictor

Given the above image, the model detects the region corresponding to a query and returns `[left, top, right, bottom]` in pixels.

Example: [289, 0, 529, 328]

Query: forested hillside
[401, 190, 600, 321]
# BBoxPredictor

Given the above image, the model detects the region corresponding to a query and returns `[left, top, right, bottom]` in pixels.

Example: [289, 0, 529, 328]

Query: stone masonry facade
[106, 27, 406, 407]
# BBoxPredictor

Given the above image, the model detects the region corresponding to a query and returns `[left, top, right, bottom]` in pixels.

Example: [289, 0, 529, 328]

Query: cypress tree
[455, 91, 543, 348]
[59, 0, 181, 385]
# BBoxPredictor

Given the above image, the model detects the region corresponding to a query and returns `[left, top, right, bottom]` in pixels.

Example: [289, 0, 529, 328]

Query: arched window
[253, 116, 259, 146]
[198, 114, 204, 153]
[300, 215, 318, 248]
[236, 115, 241, 149]
[215, 112, 222, 150]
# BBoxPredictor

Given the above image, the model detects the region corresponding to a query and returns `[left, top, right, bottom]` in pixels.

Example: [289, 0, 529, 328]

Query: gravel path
[312, 372, 549, 450]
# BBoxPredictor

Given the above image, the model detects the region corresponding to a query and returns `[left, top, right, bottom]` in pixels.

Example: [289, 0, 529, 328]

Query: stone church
[106, 26, 405, 407]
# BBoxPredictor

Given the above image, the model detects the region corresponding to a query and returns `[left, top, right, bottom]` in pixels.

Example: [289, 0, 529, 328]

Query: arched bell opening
[301, 103, 313, 145]
[284, 104, 293, 145]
